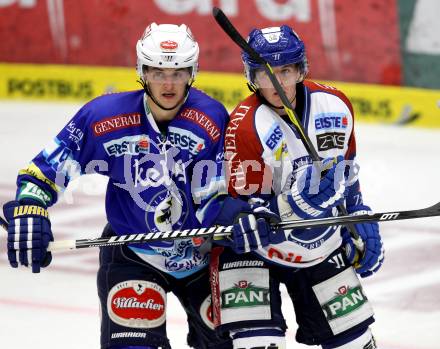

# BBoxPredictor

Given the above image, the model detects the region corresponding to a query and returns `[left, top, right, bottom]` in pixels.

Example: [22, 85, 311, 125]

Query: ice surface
[1, 101, 439, 348]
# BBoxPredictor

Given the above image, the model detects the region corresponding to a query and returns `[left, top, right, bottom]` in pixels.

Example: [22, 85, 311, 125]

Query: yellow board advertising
[1, 63, 439, 128]
[0, 63, 139, 102]
[329, 81, 440, 128]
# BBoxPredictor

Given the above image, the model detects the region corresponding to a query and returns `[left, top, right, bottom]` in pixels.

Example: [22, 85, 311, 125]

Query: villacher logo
[107, 280, 166, 329]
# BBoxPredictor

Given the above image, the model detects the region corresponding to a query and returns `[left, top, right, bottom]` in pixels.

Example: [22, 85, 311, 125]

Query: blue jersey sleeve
[191, 106, 229, 227]
[16, 103, 98, 206]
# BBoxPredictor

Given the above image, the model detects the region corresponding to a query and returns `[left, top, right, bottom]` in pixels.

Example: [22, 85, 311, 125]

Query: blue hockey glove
[215, 197, 285, 254]
[3, 200, 53, 273]
[341, 205, 384, 278]
[285, 156, 347, 219]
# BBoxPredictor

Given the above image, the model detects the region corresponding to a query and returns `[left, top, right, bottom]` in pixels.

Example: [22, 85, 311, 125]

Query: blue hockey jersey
[16, 88, 229, 278]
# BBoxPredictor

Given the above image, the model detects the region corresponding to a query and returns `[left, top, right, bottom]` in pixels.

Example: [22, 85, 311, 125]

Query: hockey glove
[3, 200, 53, 273]
[215, 197, 285, 254]
[285, 156, 348, 219]
[341, 204, 384, 278]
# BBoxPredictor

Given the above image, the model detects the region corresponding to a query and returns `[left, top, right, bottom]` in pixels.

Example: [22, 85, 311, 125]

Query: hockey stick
[1, 202, 439, 252]
[212, 7, 363, 251]
[0, 213, 233, 252]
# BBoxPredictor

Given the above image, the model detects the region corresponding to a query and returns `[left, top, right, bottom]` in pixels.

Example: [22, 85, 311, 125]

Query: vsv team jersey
[16, 88, 228, 278]
[225, 81, 359, 268]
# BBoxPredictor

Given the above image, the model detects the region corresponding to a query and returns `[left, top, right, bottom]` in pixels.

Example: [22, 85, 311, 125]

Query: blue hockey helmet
[242, 25, 308, 88]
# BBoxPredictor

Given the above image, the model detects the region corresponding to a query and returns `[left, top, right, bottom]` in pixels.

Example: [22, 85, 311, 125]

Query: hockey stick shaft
[277, 201, 440, 230]
[212, 7, 362, 248]
[2, 202, 440, 252]
[0, 215, 7, 231]
[0, 213, 233, 252]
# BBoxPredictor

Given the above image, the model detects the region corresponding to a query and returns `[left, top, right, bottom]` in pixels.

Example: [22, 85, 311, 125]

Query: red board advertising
[0, 0, 401, 84]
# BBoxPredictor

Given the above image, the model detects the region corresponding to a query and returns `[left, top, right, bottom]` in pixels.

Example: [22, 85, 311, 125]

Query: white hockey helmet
[136, 23, 199, 82]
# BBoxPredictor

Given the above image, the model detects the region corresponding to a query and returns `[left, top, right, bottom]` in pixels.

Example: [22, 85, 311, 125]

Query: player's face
[144, 67, 191, 108]
[255, 64, 300, 109]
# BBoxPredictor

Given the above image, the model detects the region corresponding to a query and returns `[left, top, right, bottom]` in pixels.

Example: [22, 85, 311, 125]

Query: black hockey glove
[3, 200, 53, 273]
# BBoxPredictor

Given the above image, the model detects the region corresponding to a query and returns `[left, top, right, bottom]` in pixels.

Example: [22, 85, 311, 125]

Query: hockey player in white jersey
[2, 23, 236, 349]
[210, 25, 384, 349]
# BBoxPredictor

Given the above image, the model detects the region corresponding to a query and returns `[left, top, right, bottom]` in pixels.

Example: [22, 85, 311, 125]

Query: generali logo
[160, 40, 178, 51]
[92, 113, 142, 136]
[107, 280, 166, 328]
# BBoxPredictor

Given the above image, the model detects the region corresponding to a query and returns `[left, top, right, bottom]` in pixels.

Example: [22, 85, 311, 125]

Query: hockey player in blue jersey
[2, 23, 236, 349]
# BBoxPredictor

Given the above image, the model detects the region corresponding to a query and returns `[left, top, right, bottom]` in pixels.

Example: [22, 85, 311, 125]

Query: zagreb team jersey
[225, 81, 360, 268]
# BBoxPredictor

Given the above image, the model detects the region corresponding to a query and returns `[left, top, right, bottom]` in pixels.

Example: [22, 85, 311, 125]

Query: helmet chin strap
[137, 79, 192, 111]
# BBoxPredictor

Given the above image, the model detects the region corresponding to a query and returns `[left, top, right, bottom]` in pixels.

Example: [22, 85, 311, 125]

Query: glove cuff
[347, 203, 372, 215]
[215, 197, 252, 226]
[17, 181, 52, 207]
[3, 200, 50, 221]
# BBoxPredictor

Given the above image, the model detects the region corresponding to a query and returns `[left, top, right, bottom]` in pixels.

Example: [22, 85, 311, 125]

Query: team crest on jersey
[291, 156, 312, 172]
[107, 280, 166, 328]
[145, 188, 189, 233]
[287, 225, 338, 249]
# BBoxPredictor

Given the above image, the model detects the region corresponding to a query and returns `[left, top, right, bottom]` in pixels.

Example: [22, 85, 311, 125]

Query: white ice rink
[1, 101, 439, 349]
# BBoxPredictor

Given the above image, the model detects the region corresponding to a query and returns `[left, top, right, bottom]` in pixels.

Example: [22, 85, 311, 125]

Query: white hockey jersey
[225, 80, 359, 268]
